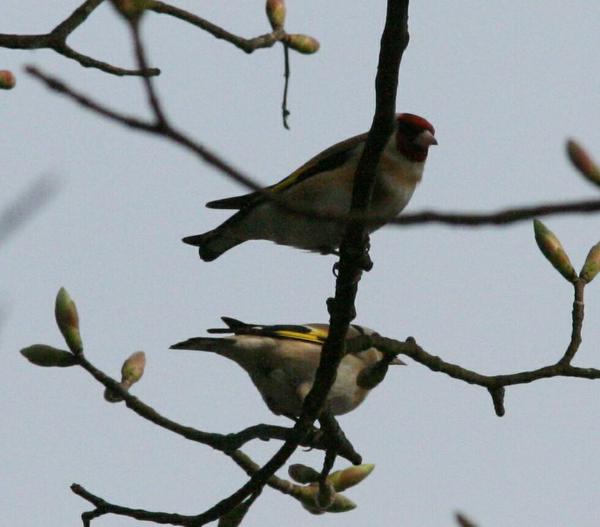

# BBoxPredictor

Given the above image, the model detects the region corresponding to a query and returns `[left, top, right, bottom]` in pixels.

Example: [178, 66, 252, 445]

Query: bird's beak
[415, 130, 438, 148]
[390, 357, 406, 366]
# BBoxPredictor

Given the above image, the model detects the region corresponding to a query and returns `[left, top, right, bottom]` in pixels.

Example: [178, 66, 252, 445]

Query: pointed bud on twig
[55, 288, 83, 354]
[217, 499, 251, 527]
[580, 242, 600, 284]
[265, 0, 286, 30]
[533, 220, 577, 282]
[104, 351, 146, 403]
[285, 34, 320, 54]
[327, 464, 374, 491]
[288, 464, 321, 484]
[20, 344, 78, 367]
[566, 140, 600, 188]
[0, 70, 16, 89]
[110, 0, 150, 21]
[121, 351, 146, 388]
[325, 493, 357, 513]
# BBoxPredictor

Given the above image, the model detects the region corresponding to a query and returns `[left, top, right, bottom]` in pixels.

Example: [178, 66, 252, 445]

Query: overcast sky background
[3, 2, 600, 526]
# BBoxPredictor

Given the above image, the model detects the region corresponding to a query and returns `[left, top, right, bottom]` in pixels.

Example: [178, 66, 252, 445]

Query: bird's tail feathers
[170, 337, 234, 353]
[181, 228, 242, 262]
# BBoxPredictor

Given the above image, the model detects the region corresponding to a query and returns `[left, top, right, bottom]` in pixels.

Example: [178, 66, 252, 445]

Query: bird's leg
[318, 411, 362, 465]
[355, 236, 373, 272]
[332, 234, 373, 278]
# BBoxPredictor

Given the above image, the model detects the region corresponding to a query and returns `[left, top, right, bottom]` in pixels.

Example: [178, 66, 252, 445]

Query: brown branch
[28, 14, 410, 521]
[75, 352, 358, 462]
[25, 67, 600, 232]
[0, 0, 158, 76]
[148, 1, 287, 54]
[559, 278, 585, 365]
[25, 65, 264, 195]
[347, 278, 596, 416]
[64, 352, 354, 525]
[391, 198, 600, 227]
[145, 2, 412, 524]
[281, 43, 291, 129]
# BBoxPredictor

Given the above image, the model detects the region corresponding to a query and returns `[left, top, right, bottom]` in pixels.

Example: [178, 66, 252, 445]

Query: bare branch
[392, 198, 600, 227]
[347, 278, 597, 416]
[0, 0, 158, 76]
[148, 1, 287, 54]
[26, 67, 600, 234]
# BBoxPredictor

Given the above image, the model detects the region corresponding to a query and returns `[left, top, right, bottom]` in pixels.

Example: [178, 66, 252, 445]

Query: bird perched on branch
[182, 113, 437, 261]
[170, 317, 404, 418]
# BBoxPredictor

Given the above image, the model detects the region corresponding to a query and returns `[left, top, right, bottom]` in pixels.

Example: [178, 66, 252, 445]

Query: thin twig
[148, 1, 287, 54]
[282, 43, 291, 129]
[346, 279, 596, 416]
[558, 279, 585, 365]
[25, 66, 600, 231]
[391, 199, 600, 227]
[0, 0, 158, 76]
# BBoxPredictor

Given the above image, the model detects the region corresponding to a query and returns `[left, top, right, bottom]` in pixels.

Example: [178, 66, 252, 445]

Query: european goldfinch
[170, 317, 404, 418]
[182, 113, 437, 261]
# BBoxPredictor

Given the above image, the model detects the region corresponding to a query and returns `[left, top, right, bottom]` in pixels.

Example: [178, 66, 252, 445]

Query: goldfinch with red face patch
[170, 317, 404, 418]
[182, 113, 437, 261]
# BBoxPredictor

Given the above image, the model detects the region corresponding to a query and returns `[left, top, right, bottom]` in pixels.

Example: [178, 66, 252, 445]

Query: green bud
[327, 464, 374, 491]
[0, 70, 16, 90]
[325, 493, 357, 513]
[121, 351, 146, 388]
[55, 287, 83, 354]
[218, 499, 251, 527]
[20, 344, 77, 367]
[533, 220, 577, 282]
[293, 483, 355, 514]
[265, 0, 286, 30]
[288, 464, 320, 484]
[291, 484, 318, 507]
[580, 242, 600, 283]
[566, 139, 600, 188]
[301, 503, 325, 515]
[104, 351, 146, 403]
[110, 0, 150, 20]
[285, 34, 320, 54]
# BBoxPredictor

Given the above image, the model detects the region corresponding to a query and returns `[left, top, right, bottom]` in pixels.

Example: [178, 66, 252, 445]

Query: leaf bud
[20, 344, 77, 367]
[533, 220, 577, 282]
[567, 139, 600, 187]
[580, 242, 600, 283]
[288, 464, 320, 484]
[121, 351, 146, 388]
[327, 464, 374, 491]
[55, 288, 83, 354]
[0, 70, 16, 89]
[285, 34, 320, 54]
[265, 0, 286, 30]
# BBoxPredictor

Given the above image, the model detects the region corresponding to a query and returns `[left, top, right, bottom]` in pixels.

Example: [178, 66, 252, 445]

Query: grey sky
[3, 1, 600, 526]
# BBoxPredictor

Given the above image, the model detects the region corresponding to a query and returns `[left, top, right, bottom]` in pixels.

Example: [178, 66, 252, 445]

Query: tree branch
[347, 277, 596, 416]
[26, 66, 600, 232]
[0, 0, 158, 76]
[148, 1, 287, 54]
